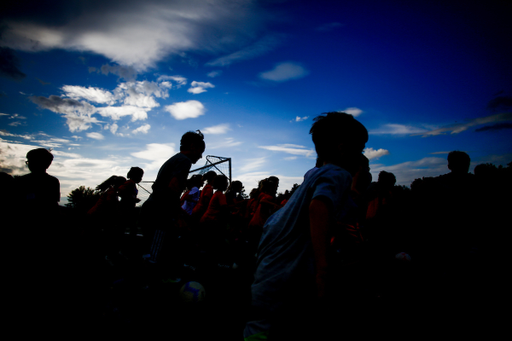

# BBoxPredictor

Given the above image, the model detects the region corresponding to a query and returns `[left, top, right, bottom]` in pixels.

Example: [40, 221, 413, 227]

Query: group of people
[2, 111, 503, 338]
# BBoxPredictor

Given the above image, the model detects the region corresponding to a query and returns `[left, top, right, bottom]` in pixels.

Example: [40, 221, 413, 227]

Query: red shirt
[200, 191, 227, 223]
[192, 184, 214, 218]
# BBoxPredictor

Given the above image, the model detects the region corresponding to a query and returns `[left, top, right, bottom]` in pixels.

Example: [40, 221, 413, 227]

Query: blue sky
[1, 0, 511, 204]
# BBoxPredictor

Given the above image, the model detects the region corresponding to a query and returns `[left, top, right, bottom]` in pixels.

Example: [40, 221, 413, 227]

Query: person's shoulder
[309, 164, 351, 184]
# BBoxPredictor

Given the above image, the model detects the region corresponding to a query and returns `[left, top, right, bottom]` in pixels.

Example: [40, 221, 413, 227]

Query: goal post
[189, 155, 232, 184]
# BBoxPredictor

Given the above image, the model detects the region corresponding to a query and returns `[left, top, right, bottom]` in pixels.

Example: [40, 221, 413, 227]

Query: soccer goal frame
[189, 155, 232, 184]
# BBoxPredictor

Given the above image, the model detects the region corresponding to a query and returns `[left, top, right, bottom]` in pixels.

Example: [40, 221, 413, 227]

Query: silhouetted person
[244, 112, 369, 340]
[15, 148, 60, 213]
[118, 167, 144, 238]
[191, 170, 217, 222]
[181, 174, 204, 215]
[141, 130, 205, 267]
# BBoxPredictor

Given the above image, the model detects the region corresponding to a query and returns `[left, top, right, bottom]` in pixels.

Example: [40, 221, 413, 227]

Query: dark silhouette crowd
[2, 113, 510, 339]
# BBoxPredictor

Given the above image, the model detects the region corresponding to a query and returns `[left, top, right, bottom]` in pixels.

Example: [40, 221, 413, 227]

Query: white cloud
[96, 105, 148, 122]
[207, 137, 242, 149]
[293, 116, 308, 122]
[157, 75, 187, 87]
[30, 95, 100, 132]
[1, 1, 269, 71]
[86, 132, 105, 140]
[202, 123, 230, 134]
[370, 124, 428, 135]
[238, 158, 267, 173]
[132, 143, 177, 171]
[364, 147, 390, 160]
[369, 157, 448, 186]
[62, 85, 116, 105]
[132, 124, 151, 134]
[342, 107, 363, 117]
[165, 100, 205, 120]
[108, 123, 119, 134]
[259, 62, 309, 82]
[258, 144, 315, 157]
[188, 81, 215, 94]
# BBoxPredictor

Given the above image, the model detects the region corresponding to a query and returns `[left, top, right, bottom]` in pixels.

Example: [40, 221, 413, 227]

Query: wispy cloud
[1, 1, 269, 71]
[188, 81, 215, 94]
[206, 34, 283, 67]
[30, 95, 99, 132]
[62, 85, 116, 105]
[207, 70, 222, 78]
[259, 62, 309, 82]
[157, 75, 187, 88]
[238, 157, 267, 173]
[86, 132, 104, 140]
[370, 123, 428, 135]
[202, 123, 230, 134]
[207, 137, 242, 149]
[99, 64, 137, 81]
[165, 100, 205, 120]
[131, 143, 177, 171]
[259, 144, 315, 157]
[415, 112, 512, 137]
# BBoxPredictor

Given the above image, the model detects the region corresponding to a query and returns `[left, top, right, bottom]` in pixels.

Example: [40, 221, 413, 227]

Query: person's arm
[309, 197, 332, 299]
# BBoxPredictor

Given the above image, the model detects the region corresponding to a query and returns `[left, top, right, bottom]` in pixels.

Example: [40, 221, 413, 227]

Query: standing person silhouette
[141, 131, 205, 268]
[244, 112, 369, 340]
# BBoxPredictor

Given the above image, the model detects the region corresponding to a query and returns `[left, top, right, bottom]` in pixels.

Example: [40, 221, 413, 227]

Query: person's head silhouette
[26, 148, 54, 174]
[447, 151, 470, 175]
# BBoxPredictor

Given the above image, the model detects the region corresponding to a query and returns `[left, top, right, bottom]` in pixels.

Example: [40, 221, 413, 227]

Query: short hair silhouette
[447, 151, 470, 174]
[127, 167, 144, 181]
[180, 130, 205, 152]
[26, 148, 54, 172]
[310, 112, 368, 162]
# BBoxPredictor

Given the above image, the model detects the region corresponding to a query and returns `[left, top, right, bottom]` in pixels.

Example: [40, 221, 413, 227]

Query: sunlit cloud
[293, 116, 309, 122]
[165, 100, 205, 120]
[1, 1, 268, 71]
[258, 144, 315, 157]
[131, 143, 177, 171]
[370, 123, 428, 135]
[188, 81, 215, 94]
[86, 132, 104, 140]
[364, 147, 390, 160]
[132, 124, 151, 134]
[238, 157, 267, 173]
[62, 85, 116, 105]
[207, 137, 242, 149]
[156, 75, 187, 87]
[202, 123, 230, 134]
[342, 107, 363, 117]
[259, 62, 309, 82]
[369, 156, 448, 186]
